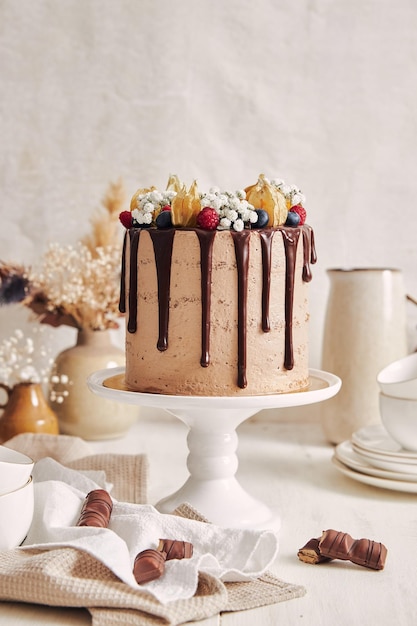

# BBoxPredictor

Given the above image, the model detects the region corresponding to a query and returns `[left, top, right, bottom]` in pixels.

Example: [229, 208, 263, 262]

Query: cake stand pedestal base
[88, 368, 341, 530]
[155, 403, 280, 529]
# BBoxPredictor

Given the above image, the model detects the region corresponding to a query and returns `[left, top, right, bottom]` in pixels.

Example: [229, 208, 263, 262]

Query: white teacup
[377, 353, 417, 400]
[0, 476, 34, 550]
[379, 392, 417, 452]
[0, 445, 34, 496]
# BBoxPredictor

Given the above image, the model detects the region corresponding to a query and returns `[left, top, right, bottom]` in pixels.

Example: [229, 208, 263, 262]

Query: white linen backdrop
[1, 0, 417, 390]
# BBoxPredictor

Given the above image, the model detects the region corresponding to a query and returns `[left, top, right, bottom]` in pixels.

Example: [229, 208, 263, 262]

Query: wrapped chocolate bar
[76, 489, 113, 528]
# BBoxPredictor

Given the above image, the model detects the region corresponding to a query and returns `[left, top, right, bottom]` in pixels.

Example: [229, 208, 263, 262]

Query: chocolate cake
[119, 174, 316, 396]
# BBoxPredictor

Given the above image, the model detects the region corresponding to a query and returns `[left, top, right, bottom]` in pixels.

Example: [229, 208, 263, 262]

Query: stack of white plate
[332, 423, 417, 493]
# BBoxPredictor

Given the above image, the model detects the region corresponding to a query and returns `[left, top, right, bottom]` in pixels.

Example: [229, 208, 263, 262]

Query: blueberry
[252, 209, 269, 229]
[155, 211, 173, 229]
[285, 211, 301, 227]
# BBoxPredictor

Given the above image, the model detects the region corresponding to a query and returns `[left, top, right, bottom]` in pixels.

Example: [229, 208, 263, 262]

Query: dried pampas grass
[1, 180, 126, 331]
[82, 179, 125, 254]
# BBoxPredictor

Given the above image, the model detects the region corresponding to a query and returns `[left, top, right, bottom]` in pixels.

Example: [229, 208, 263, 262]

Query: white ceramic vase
[321, 268, 408, 444]
[49, 328, 138, 440]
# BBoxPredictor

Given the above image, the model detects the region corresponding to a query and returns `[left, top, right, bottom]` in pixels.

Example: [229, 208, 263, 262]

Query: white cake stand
[88, 367, 341, 530]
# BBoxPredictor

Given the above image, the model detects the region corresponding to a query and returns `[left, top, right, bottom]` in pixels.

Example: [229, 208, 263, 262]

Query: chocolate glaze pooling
[119, 226, 316, 389]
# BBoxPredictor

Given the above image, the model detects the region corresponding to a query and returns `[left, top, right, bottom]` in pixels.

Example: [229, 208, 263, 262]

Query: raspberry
[290, 204, 307, 225]
[196, 207, 219, 230]
[119, 210, 133, 229]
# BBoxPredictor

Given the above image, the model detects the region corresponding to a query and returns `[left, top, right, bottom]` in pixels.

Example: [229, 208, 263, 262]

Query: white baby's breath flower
[228, 196, 240, 211]
[20, 365, 40, 382]
[219, 217, 232, 230]
[233, 218, 244, 232]
[149, 191, 163, 204]
[223, 209, 239, 222]
[200, 187, 258, 230]
[292, 192, 306, 206]
[0, 326, 54, 387]
[143, 202, 155, 213]
[280, 184, 292, 197]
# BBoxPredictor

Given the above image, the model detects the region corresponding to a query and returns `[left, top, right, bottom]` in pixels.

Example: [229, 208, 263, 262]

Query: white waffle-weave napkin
[24, 458, 279, 605]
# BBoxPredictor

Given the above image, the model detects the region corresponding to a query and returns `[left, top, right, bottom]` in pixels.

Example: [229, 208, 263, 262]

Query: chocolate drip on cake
[196, 230, 216, 368]
[281, 228, 301, 370]
[127, 229, 140, 333]
[120, 225, 315, 391]
[302, 225, 317, 283]
[259, 230, 275, 333]
[149, 229, 176, 351]
[231, 230, 251, 389]
[119, 231, 127, 314]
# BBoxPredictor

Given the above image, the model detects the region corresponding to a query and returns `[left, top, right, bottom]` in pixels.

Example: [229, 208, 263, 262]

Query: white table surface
[1, 407, 416, 626]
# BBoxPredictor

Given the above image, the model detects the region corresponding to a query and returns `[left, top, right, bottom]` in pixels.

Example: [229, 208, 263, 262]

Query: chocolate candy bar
[133, 549, 166, 584]
[319, 529, 387, 571]
[158, 538, 193, 560]
[76, 489, 113, 528]
[297, 537, 331, 564]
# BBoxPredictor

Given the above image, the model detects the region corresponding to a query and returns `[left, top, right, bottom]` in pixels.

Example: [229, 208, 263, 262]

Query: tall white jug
[321, 268, 408, 444]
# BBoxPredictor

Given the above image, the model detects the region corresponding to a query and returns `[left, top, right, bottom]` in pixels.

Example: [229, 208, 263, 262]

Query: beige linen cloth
[0, 433, 306, 625]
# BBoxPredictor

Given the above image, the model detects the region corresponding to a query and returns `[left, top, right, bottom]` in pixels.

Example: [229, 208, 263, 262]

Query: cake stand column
[156, 405, 281, 530]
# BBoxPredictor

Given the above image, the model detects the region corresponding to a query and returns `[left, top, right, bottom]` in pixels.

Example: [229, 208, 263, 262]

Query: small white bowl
[0, 476, 34, 550]
[377, 353, 417, 400]
[379, 393, 417, 452]
[0, 445, 34, 496]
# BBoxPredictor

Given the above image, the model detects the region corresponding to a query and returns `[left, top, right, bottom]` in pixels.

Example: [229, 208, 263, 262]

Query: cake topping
[245, 174, 288, 226]
[285, 210, 301, 227]
[196, 207, 220, 231]
[171, 180, 201, 227]
[155, 210, 173, 229]
[119, 210, 133, 229]
[252, 209, 270, 229]
[289, 204, 307, 226]
[119, 174, 307, 231]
